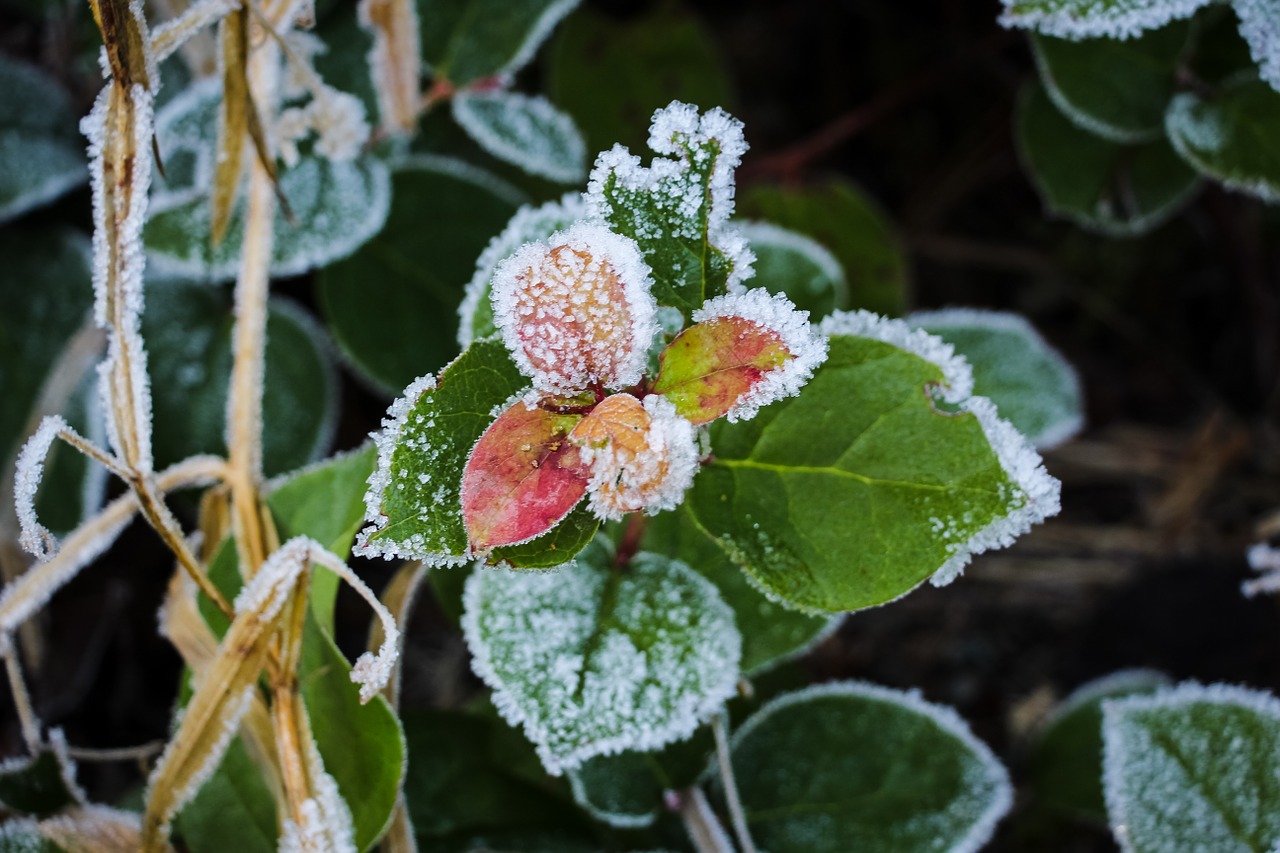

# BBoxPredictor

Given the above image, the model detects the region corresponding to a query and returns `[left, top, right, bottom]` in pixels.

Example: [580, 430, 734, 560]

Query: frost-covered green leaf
[567, 750, 663, 828]
[266, 445, 378, 630]
[420, 0, 579, 86]
[0, 228, 92, 462]
[728, 682, 1012, 853]
[1031, 670, 1170, 823]
[0, 821, 59, 852]
[1031, 21, 1191, 142]
[586, 101, 752, 316]
[1102, 682, 1280, 853]
[1234, 0, 1280, 92]
[318, 156, 522, 395]
[909, 308, 1083, 449]
[356, 338, 595, 568]
[737, 221, 846, 319]
[175, 739, 276, 853]
[644, 507, 841, 675]
[0, 56, 86, 224]
[1166, 77, 1280, 202]
[999, 0, 1211, 39]
[0, 739, 83, 818]
[402, 708, 593, 847]
[738, 182, 907, 317]
[687, 311, 1061, 614]
[462, 544, 741, 774]
[1018, 84, 1200, 235]
[453, 91, 586, 184]
[547, 4, 733, 156]
[145, 79, 391, 283]
[142, 280, 338, 476]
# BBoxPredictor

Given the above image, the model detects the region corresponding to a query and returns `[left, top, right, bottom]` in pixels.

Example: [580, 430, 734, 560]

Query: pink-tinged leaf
[461, 400, 590, 552]
[652, 316, 793, 424]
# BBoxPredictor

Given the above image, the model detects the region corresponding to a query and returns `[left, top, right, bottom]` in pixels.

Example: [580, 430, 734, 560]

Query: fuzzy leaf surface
[728, 683, 1012, 853]
[687, 323, 1059, 613]
[1165, 77, 1280, 202]
[1102, 682, 1280, 853]
[462, 543, 741, 774]
[461, 401, 587, 551]
[319, 157, 520, 395]
[1031, 670, 1170, 823]
[419, 0, 579, 85]
[1031, 20, 1191, 142]
[145, 79, 391, 283]
[142, 279, 337, 476]
[1018, 83, 1199, 236]
[654, 316, 793, 425]
[453, 91, 586, 183]
[738, 182, 906, 316]
[0, 56, 87, 223]
[910, 309, 1084, 449]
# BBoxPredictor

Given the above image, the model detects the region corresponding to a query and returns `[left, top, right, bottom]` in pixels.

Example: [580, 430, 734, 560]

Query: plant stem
[713, 713, 758, 853]
[676, 786, 737, 853]
[271, 565, 314, 829]
[2, 645, 41, 751]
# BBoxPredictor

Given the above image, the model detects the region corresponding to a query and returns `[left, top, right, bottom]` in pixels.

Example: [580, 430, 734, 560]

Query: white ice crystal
[820, 309, 975, 401]
[998, 0, 1212, 40]
[280, 726, 356, 853]
[692, 289, 830, 422]
[1235, 0, 1280, 93]
[491, 221, 658, 394]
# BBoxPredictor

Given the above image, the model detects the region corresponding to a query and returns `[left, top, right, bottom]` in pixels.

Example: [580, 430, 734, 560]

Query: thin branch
[64, 740, 166, 763]
[713, 713, 757, 853]
[3, 644, 42, 751]
[676, 787, 736, 853]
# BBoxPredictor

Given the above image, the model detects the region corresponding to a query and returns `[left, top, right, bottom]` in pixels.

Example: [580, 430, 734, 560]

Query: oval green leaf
[1165, 76, 1280, 202]
[452, 91, 586, 184]
[419, 0, 579, 85]
[686, 311, 1061, 614]
[736, 220, 846, 319]
[727, 682, 1012, 853]
[0, 56, 87, 223]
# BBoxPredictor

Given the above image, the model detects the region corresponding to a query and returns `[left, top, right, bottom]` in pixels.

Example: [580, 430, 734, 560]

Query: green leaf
[301, 610, 406, 851]
[145, 79, 391, 283]
[401, 708, 593, 847]
[737, 182, 907, 317]
[736, 221, 846, 319]
[0, 744, 82, 818]
[174, 738, 277, 853]
[318, 156, 522, 395]
[1165, 77, 1280, 203]
[31, 373, 106, 536]
[586, 102, 751, 316]
[312, 5, 380, 127]
[998, 0, 1211, 40]
[0, 228, 92, 462]
[1031, 669, 1170, 823]
[643, 507, 840, 676]
[547, 3, 733, 157]
[1030, 20, 1191, 142]
[266, 445, 378, 630]
[727, 682, 1012, 853]
[457, 193, 584, 349]
[461, 541, 741, 774]
[142, 279, 338, 476]
[1018, 83, 1200, 236]
[566, 750, 663, 828]
[686, 311, 1061, 614]
[0, 56, 86, 224]
[420, 0, 579, 86]
[908, 308, 1084, 449]
[452, 92, 586, 184]
[1102, 682, 1280, 853]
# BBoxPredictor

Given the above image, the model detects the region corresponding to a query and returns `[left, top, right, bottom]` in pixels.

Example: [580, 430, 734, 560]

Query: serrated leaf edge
[1101, 680, 1280, 853]
[729, 680, 1013, 853]
[461, 557, 742, 776]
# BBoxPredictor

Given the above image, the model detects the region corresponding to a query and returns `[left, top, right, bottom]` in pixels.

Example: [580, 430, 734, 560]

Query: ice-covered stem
[674, 787, 736, 853]
[712, 713, 757, 853]
[359, 0, 421, 135]
[149, 0, 237, 67]
[271, 563, 316, 833]
[3, 645, 41, 751]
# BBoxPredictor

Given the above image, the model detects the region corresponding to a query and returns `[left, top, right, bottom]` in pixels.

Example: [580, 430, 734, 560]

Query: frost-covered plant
[1003, 0, 1280, 235]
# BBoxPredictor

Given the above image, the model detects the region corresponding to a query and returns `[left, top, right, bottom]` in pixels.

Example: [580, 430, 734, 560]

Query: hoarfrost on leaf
[0, 55, 88, 224]
[453, 90, 587, 184]
[736, 220, 847, 317]
[1102, 681, 1280, 853]
[1165, 79, 1280, 203]
[462, 546, 741, 774]
[998, 0, 1212, 40]
[586, 100, 754, 314]
[492, 221, 658, 395]
[458, 192, 586, 347]
[1234, 0, 1280, 93]
[727, 681, 1013, 853]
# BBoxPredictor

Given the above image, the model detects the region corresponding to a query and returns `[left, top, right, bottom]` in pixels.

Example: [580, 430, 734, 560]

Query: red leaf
[651, 316, 793, 424]
[461, 400, 590, 552]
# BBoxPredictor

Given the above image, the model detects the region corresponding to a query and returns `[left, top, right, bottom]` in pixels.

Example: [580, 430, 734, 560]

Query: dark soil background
[3, 0, 1280, 850]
